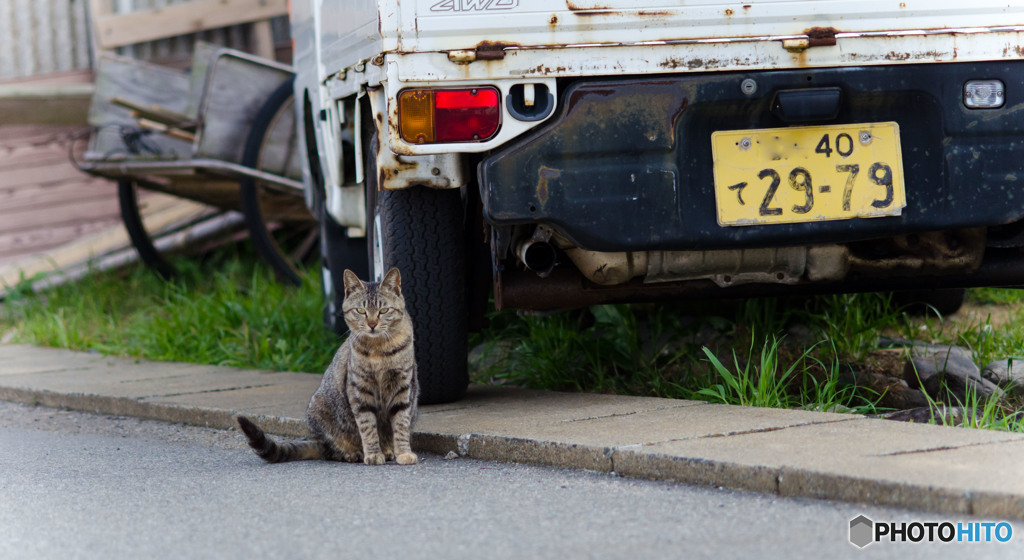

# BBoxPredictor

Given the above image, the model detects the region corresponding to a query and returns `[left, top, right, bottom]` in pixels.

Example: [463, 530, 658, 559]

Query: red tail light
[399, 87, 501, 144]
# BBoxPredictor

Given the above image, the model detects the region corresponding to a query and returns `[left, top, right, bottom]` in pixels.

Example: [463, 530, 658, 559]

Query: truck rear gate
[481, 61, 1024, 252]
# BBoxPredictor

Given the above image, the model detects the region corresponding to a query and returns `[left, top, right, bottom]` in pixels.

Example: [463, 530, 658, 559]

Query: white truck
[288, 1, 1024, 403]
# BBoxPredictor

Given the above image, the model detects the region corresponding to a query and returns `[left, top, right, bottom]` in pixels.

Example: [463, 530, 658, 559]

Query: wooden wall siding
[0, 0, 93, 79]
[0, 0, 289, 80]
[98, 0, 289, 65]
[0, 124, 124, 264]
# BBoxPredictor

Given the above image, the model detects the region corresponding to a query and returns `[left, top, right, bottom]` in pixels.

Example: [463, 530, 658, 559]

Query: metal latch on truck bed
[782, 27, 839, 53]
[448, 42, 511, 63]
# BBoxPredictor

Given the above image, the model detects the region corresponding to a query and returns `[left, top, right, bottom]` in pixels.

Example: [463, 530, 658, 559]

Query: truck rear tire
[302, 96, 369, 336]
[366, 167, 469, 404]
[320, 208, 369, 336]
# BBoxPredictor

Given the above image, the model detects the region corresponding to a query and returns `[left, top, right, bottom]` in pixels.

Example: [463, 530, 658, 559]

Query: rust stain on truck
[805, 26, 840, 47]
[566, 2, 670, 17]
[565, 1, 616, 15]
[659, 57, 724, 70]
[536, 166, 559, 206]
[527, 64, 569, 76]
[474, 40, 520, 60]
[476, 40, 520, 52]
[565, 1, 611, 10]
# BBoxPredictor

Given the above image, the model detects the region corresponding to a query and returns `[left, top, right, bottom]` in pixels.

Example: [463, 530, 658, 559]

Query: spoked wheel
[118, 179, 176, 280]
[364, 135, 469, 404]
[117, 180, 236, 279]
[239, 77, 319, 286]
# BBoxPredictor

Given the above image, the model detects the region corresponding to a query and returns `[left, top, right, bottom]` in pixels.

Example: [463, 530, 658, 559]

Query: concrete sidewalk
[2, 343, 1023, 519]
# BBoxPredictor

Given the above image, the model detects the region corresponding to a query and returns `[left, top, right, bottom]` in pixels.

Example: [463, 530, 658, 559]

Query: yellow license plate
[711, 122, 906, 226]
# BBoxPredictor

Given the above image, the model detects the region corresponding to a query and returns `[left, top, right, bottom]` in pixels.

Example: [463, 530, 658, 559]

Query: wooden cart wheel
[118, 179, 177, 280]
[239, 77, 318, 286]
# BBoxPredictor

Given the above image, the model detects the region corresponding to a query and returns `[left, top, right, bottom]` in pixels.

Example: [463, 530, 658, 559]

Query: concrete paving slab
[0, 345, 124, 375]
[612, 418, 1024, 514]
[419, 396, 861, 472]
[2, 368, 273, 398]
[463, 401, 856, 446]
[420, 385, 697, 418]
[145, 381, 319, 420]
[856, 438, 1024, 517]
[628, 416, 1023, 464]
[416, 386, 701, 465]
[0, 344, 317, 399]
[418, 385, 701, 434]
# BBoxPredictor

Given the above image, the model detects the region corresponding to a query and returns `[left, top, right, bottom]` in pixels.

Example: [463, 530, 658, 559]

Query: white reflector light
[964, 80, 1005, 109]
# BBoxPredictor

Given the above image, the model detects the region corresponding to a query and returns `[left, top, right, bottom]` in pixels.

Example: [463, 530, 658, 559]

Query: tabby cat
[236, 267, 419, 466]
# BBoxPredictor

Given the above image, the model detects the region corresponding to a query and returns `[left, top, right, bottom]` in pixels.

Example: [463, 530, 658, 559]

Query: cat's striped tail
[236, 415, 322, 463]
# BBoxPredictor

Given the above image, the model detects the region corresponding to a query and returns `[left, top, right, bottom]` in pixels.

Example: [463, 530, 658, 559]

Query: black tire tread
[378, 187, 468, 404]
[321, 209, 368, 336]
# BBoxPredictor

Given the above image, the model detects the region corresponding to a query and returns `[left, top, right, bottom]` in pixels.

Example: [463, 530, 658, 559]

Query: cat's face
[341, 268, 407, 339]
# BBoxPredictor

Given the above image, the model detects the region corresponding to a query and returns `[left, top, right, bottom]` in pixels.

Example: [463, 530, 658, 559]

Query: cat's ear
[382, 267, 402, 295]
[343, 269, 365, 297]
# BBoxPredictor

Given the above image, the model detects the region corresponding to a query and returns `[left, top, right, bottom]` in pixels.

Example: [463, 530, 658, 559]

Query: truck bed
[311, 1, 1024, 85]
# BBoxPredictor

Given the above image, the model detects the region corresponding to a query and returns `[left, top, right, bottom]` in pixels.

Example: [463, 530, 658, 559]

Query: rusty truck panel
[395, 1, 1024, 53]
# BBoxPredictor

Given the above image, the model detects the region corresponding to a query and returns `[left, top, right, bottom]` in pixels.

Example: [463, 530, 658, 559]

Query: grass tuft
[1, 255, 337, 373]
[696, 336, 879, 414]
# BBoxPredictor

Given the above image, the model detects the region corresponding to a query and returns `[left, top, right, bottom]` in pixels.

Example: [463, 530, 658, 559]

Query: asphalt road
[0, 400, 1019, 560]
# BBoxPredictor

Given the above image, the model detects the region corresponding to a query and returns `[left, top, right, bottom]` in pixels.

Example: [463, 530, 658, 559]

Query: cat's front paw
[364, 452, 386, 466]
[340, 450, 363, 463]
[396, 452, 418, 465]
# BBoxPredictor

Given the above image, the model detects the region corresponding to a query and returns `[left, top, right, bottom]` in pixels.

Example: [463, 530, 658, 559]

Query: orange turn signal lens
[398, 90, 436, 144]
[398, 87, 500, 144]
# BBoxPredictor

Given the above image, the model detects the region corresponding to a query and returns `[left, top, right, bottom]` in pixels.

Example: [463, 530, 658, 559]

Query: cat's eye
[379, 307, 391, 314]
[356, 308, 367, 315]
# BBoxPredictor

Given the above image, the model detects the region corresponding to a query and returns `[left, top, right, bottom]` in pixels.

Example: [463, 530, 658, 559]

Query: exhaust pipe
[517, 238, 557, 277]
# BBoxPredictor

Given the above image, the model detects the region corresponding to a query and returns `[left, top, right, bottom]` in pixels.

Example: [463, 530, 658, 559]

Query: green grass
[1, 253, 337, 373]
[696, 336, 879, 414]
[969, 287, 1024, 305]
[471, 304, 694, 398]
[470, 295, 899, 414]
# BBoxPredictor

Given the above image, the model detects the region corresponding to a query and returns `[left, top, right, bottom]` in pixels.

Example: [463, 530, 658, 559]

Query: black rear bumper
[479, 61, 1024, 252]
